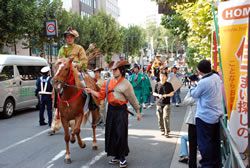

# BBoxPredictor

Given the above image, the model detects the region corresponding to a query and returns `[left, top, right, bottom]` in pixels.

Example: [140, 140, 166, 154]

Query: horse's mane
[71, 65, 81, 88]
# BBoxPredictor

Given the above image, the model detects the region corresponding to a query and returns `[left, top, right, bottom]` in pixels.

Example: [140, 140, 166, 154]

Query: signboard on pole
[45, 20, 58, 37]
[218, 0, 249, 153]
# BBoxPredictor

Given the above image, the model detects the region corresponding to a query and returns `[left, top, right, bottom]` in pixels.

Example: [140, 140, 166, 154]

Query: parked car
[0, 55, 49, 118]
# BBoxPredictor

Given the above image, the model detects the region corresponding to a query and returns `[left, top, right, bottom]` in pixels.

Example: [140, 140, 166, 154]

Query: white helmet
[41, 66, 50, 73]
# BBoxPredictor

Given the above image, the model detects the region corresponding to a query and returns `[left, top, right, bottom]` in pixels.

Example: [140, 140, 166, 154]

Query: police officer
[35, 66, 53, 126]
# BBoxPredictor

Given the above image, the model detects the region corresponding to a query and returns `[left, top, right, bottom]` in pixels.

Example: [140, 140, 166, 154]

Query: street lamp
[171, 39, 176, 57]
[164, 36, 168, 54]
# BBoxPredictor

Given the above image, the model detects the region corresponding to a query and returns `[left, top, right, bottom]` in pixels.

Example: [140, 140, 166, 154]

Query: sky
[118, 0, 161, 27]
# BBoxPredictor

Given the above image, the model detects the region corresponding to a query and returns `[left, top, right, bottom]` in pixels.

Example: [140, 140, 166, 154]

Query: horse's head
[52, 57, 74, 89]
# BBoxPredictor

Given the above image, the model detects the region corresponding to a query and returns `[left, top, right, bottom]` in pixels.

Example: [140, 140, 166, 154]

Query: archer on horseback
[49, 27, 98, 136]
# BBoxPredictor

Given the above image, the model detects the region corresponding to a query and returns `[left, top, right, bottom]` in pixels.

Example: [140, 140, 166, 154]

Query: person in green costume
[142, 67, 152, 109]
[129, 64, 144, 113]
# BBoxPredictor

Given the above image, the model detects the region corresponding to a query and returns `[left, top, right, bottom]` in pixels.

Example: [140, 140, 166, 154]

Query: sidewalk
[170, 104, 189, 168]
[170, 86, 202, 168]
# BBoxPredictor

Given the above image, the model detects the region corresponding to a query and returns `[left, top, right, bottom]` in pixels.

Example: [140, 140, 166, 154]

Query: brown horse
[51, 57, 100, 164]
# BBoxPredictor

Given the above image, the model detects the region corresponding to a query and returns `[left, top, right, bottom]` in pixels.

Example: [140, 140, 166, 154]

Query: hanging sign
[218, 0, 249, 153]
[45, 20, 58, 37]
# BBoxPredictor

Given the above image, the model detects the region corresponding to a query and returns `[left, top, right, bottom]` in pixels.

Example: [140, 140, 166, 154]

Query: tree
[0, 0, 38, 53]
[151, 0, 197, 6]
[161, 12, 189, 42]
[125, 25, 145, 57]
[176, 0, 213, 64]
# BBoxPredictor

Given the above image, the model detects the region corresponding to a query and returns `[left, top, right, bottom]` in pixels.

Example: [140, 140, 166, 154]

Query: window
[0, 66, 14, 81]
[94, 0, 96, 8]
[17, 66, 44, 81]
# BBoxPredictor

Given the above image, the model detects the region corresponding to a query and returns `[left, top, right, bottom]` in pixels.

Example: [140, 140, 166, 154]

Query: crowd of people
[35, 27, 224, 168]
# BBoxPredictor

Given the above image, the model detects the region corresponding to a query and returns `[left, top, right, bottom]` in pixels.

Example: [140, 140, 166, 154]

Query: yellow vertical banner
[218, 0, 249, 153]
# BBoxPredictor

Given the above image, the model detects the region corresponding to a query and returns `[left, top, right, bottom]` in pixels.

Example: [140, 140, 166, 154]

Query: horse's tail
[82, 111, 91, 126]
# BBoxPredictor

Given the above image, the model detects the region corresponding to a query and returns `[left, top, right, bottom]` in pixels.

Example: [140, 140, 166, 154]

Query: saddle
[80, 70, 100, 106]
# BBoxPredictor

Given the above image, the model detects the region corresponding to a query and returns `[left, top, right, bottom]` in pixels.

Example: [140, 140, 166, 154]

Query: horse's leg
[61, 118, 72, 164]
[69, 120, 76, 144]
[74, 114, 86, 148]
[91, 108, 99, 150]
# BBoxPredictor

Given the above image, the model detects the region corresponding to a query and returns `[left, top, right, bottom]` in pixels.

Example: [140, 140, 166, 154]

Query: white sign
[45, 20, 58, 37]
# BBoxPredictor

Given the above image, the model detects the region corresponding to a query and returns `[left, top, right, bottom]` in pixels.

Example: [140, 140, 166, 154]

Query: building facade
[97, 0, 120, 21]
[64, 0, 120, 21]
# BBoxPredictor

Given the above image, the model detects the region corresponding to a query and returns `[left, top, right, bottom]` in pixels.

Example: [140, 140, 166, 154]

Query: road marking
[46, 164, 54, 168]
[45, 133, 104, 167]
[0, 128, 50, 154]
[47, 150, 66, 164]
[81, 151, 106, 168]
[150, 142, 159, 146]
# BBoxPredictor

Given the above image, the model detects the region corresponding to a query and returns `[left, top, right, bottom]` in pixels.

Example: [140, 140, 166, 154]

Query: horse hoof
[92, 145, 98, 150]
[80, 143, 86, 148]
[64, 158, 72, 164]
[70, 139, 76, 144]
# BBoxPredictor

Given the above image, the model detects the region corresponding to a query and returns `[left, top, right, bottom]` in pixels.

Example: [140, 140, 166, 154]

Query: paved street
[0, 88, 188, 168]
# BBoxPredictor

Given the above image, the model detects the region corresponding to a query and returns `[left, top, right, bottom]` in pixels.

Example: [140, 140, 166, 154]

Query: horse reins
[56, 62, 84, 119]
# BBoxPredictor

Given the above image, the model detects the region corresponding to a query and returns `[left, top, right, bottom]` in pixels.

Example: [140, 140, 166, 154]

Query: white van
[0, 54, 49, 118]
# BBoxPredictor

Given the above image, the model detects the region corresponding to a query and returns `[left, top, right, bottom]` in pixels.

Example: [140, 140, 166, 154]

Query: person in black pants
[35, 66, 53, 126]
[190, 60, 223, 168]
[183, 90, 198, 168]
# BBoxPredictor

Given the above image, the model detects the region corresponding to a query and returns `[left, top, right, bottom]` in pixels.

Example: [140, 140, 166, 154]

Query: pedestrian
[168, 66, 182, 107]
[142, 67, 152, 109]
[35, 66, 53, 126]
[151, 55, 163, 82]
[129, 64, 144, 113]
[179, 135, 189, 164]
[85, 60, 141, 168]
[147, 70, 156, 108]
[190, 59, 223, 168]
[183, 90, 198, 168]
[146, 61, 153, 72]
[153, 70, 174, 137]
[94, 67, 106, 124]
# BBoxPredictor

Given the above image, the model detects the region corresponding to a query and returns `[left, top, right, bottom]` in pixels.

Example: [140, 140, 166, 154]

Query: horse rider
[49, 27, 89, 136]
[85, 60, 141, 168]
[93, 67, 106, 124]
[58, 27, 88, 69]
[151, 54, 164, 82]
[60, 27, 99, 106]
[35, 66, 53, 126]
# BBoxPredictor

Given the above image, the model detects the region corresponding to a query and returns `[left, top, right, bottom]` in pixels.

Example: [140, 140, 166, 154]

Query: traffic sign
[45, 20, 58, 37]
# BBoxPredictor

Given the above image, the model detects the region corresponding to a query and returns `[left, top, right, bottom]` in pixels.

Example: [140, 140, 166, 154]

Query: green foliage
[125, 25, 145, 57]
[145, 21, 171, 55]
[176, 0, 213, 63]
[0, 1, 145, 65]
[151, 0, 197, 6]
[0, 0, 38, 51]
[161, 12, 189, 42]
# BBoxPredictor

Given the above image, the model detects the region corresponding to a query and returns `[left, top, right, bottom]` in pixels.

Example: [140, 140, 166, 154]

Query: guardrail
[220, 118, 246, 168]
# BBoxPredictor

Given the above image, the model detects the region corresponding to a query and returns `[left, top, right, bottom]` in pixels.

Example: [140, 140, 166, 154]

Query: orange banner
[219, 0, 249, 153]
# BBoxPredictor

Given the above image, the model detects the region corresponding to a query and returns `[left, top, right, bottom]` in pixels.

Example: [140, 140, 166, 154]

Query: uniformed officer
[35, 66, 53, 126]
